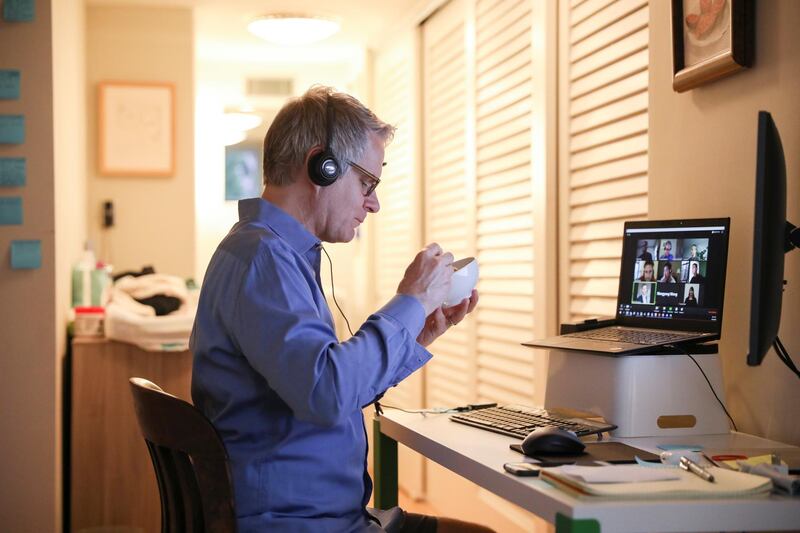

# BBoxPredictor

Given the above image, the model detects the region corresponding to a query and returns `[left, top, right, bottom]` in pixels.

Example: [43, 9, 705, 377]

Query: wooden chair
[129, 377, 237, 532]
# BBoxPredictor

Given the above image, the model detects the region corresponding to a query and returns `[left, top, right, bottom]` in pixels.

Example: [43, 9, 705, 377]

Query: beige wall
[650, 1, 800, 444]
[87, 5, 195, 278]
[0, 1, 59, 530]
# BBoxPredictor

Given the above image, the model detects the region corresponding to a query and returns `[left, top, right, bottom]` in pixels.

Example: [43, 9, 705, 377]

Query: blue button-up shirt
[191, 198, 432, 532]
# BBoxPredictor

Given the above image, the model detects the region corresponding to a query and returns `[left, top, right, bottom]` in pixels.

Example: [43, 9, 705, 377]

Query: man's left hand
[416, 290, 479, 348]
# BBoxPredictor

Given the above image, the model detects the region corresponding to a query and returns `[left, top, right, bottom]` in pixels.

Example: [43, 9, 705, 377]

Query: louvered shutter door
[372, 35, 427, 499]
[373, 40, 422, 411]
[560, 0, 649, 322]
[422, 0, 475, 408]
[474, 0, 536, 404]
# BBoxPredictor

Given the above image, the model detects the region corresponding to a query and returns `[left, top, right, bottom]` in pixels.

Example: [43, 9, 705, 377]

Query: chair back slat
[130, 377, 237, 533]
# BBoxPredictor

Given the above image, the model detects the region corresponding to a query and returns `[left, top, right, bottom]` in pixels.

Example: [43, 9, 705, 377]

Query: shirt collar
[238, 197, 321, 255]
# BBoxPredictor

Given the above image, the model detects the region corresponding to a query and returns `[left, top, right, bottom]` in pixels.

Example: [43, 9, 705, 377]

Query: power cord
[666, 344, 738, 432]
[773, 336, 800, 380]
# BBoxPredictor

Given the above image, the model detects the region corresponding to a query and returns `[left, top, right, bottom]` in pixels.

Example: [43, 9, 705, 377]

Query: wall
[0, 1, 58, 530]
[86, 5, 195, 278]
[649, 1, 800, 444]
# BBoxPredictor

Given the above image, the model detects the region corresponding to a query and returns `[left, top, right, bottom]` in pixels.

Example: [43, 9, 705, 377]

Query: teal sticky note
[0, 70, 21, 99]
[0, 158, 26, 186]
[11, 240, 41, 269]
[0, 115, 24, 144]
[0, 196, 23, 225]
[3, 0, 35, 22]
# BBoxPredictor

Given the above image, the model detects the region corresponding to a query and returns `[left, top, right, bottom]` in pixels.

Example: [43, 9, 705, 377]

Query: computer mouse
[520, 426, 586, 455]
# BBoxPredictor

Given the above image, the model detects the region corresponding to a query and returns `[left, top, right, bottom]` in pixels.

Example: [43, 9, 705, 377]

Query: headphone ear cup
[308, 150, 341, 187]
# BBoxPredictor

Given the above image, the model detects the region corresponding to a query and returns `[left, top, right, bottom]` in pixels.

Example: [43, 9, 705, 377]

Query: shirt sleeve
[231, 243, 432, 427]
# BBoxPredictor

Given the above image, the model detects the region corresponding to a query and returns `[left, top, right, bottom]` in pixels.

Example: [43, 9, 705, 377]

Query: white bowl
[444, 257, 478, 307]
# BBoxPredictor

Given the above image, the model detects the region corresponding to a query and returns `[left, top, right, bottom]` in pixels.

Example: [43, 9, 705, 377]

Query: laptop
[524, 218, 730, 355]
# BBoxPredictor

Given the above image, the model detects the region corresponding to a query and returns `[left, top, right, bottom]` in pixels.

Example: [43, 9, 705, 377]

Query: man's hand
[397, 243, 455, 316]
[416, 290, 479, 347]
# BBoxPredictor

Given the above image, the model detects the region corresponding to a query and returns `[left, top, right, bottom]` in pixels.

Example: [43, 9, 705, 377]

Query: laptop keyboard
[450, 405, 615, 438]
[565, 327, 699, 346]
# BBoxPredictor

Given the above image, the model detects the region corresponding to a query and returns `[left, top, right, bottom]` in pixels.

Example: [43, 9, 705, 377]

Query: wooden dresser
[70, 338, 192, 533]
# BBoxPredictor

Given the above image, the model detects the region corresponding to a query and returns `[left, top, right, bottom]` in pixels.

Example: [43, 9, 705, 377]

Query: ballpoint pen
[680, 456, 715, 483]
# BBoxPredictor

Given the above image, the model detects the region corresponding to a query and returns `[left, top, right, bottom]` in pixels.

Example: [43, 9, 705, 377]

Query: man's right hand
[397, 243, 454, 317]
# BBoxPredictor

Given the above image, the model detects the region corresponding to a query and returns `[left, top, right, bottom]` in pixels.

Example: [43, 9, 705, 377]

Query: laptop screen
[616, 218, 730, 333]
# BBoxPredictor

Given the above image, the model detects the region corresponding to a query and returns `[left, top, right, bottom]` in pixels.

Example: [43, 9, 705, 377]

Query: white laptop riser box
[543, 349, 730, 438]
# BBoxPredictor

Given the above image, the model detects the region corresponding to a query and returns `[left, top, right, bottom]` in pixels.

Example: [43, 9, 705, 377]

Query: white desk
[373, 410, 800, 533]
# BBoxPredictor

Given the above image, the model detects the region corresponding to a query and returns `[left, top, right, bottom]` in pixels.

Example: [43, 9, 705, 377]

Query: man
[689, 261, 706, 283]
[659, 261, 677, 283]
[191, 87, 490, 533]
[635, 282, 652, 304]
[659, 240, 674, 260]
[637, 240, 653, 261]
[638, 260, 655, 281]
[684, 243, 699, 260]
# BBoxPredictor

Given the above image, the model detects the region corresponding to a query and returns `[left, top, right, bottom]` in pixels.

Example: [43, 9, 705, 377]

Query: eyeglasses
[348, 160, 381, 197]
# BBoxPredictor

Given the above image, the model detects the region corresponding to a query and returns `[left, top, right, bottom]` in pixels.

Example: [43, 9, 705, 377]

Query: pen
[680, 456, 715, 483]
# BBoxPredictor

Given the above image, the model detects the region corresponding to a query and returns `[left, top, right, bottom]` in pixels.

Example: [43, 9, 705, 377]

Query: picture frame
[98, 81, 175, 176]
[671, 0, 754, 93]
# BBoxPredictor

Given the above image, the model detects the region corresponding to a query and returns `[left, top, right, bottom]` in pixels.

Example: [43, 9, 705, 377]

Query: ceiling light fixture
[248, 14, 340, 46]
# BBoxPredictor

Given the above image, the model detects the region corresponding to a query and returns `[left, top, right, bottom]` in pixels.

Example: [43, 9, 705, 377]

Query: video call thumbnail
[631, 238, 711, 307]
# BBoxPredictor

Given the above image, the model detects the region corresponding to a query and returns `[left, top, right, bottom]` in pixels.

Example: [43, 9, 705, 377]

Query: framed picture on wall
[671, 0, 754, 93]
[98, 81, 175, 176]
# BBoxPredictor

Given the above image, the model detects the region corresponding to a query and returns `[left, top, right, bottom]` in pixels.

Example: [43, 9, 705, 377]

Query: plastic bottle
[71, 242, 97, 308]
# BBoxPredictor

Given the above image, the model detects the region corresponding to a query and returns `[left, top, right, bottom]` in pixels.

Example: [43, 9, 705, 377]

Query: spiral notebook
[541, 464, 772, 500]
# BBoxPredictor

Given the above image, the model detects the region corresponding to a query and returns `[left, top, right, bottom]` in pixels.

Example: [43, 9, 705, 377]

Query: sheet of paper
[0, 115, 25, 144]
[0, 158, 26, 186]
[3, 0, 35, 22]
[11, 240, 41, 269]
[559, 464, 681, 484]
[0, 70, 21, 100]
[0, 196, 23, 225]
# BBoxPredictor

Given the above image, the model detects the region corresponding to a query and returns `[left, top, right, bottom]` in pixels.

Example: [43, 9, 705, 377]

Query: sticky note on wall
[0, 196, 23, 225]
[3, 0, 35, 22]
[0, 115, 25, 144]
[11, 240, 41, 269]
[0, 158, 26, 187]
[0, 70, 21, 100]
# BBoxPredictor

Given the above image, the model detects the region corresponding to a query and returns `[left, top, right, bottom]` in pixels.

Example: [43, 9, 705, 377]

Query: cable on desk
[379, 403, 497, 416]
[666, 344, 738, 432]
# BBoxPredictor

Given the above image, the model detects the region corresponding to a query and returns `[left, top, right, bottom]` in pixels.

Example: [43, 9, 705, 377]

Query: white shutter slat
[570, 111, 647, 152]
[570, 175, 647, 206]
[570, 27, 648, 81]
[570, 0, 647, 45]
[570, 91, 647, 134]
[571, 4, 646, 61]
[569, 0, 615, 26]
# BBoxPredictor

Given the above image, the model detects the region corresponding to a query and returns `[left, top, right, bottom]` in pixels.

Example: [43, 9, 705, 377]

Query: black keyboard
[450, 405, 616, 438]
[564, 327, 700, 346]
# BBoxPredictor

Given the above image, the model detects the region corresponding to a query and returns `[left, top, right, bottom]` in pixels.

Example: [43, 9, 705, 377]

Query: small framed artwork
[98, 81, 175, 176]
[671, 0, 754, 93]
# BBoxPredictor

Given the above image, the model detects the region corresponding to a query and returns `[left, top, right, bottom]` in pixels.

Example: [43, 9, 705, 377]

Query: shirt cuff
[378, 294, 427, 336]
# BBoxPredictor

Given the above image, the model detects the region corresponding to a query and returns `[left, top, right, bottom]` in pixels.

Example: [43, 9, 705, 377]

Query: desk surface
[377, 409, 800, 533]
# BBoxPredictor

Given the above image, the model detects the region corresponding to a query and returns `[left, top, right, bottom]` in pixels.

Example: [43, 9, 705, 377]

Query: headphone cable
[320, 244, 354, 337]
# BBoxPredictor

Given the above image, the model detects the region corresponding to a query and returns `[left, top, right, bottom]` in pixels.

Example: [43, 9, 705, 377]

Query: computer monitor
[747, 111, 799, 371]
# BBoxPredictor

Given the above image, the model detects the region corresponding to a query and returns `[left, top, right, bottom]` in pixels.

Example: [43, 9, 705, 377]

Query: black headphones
[307, 95, 342, 187]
